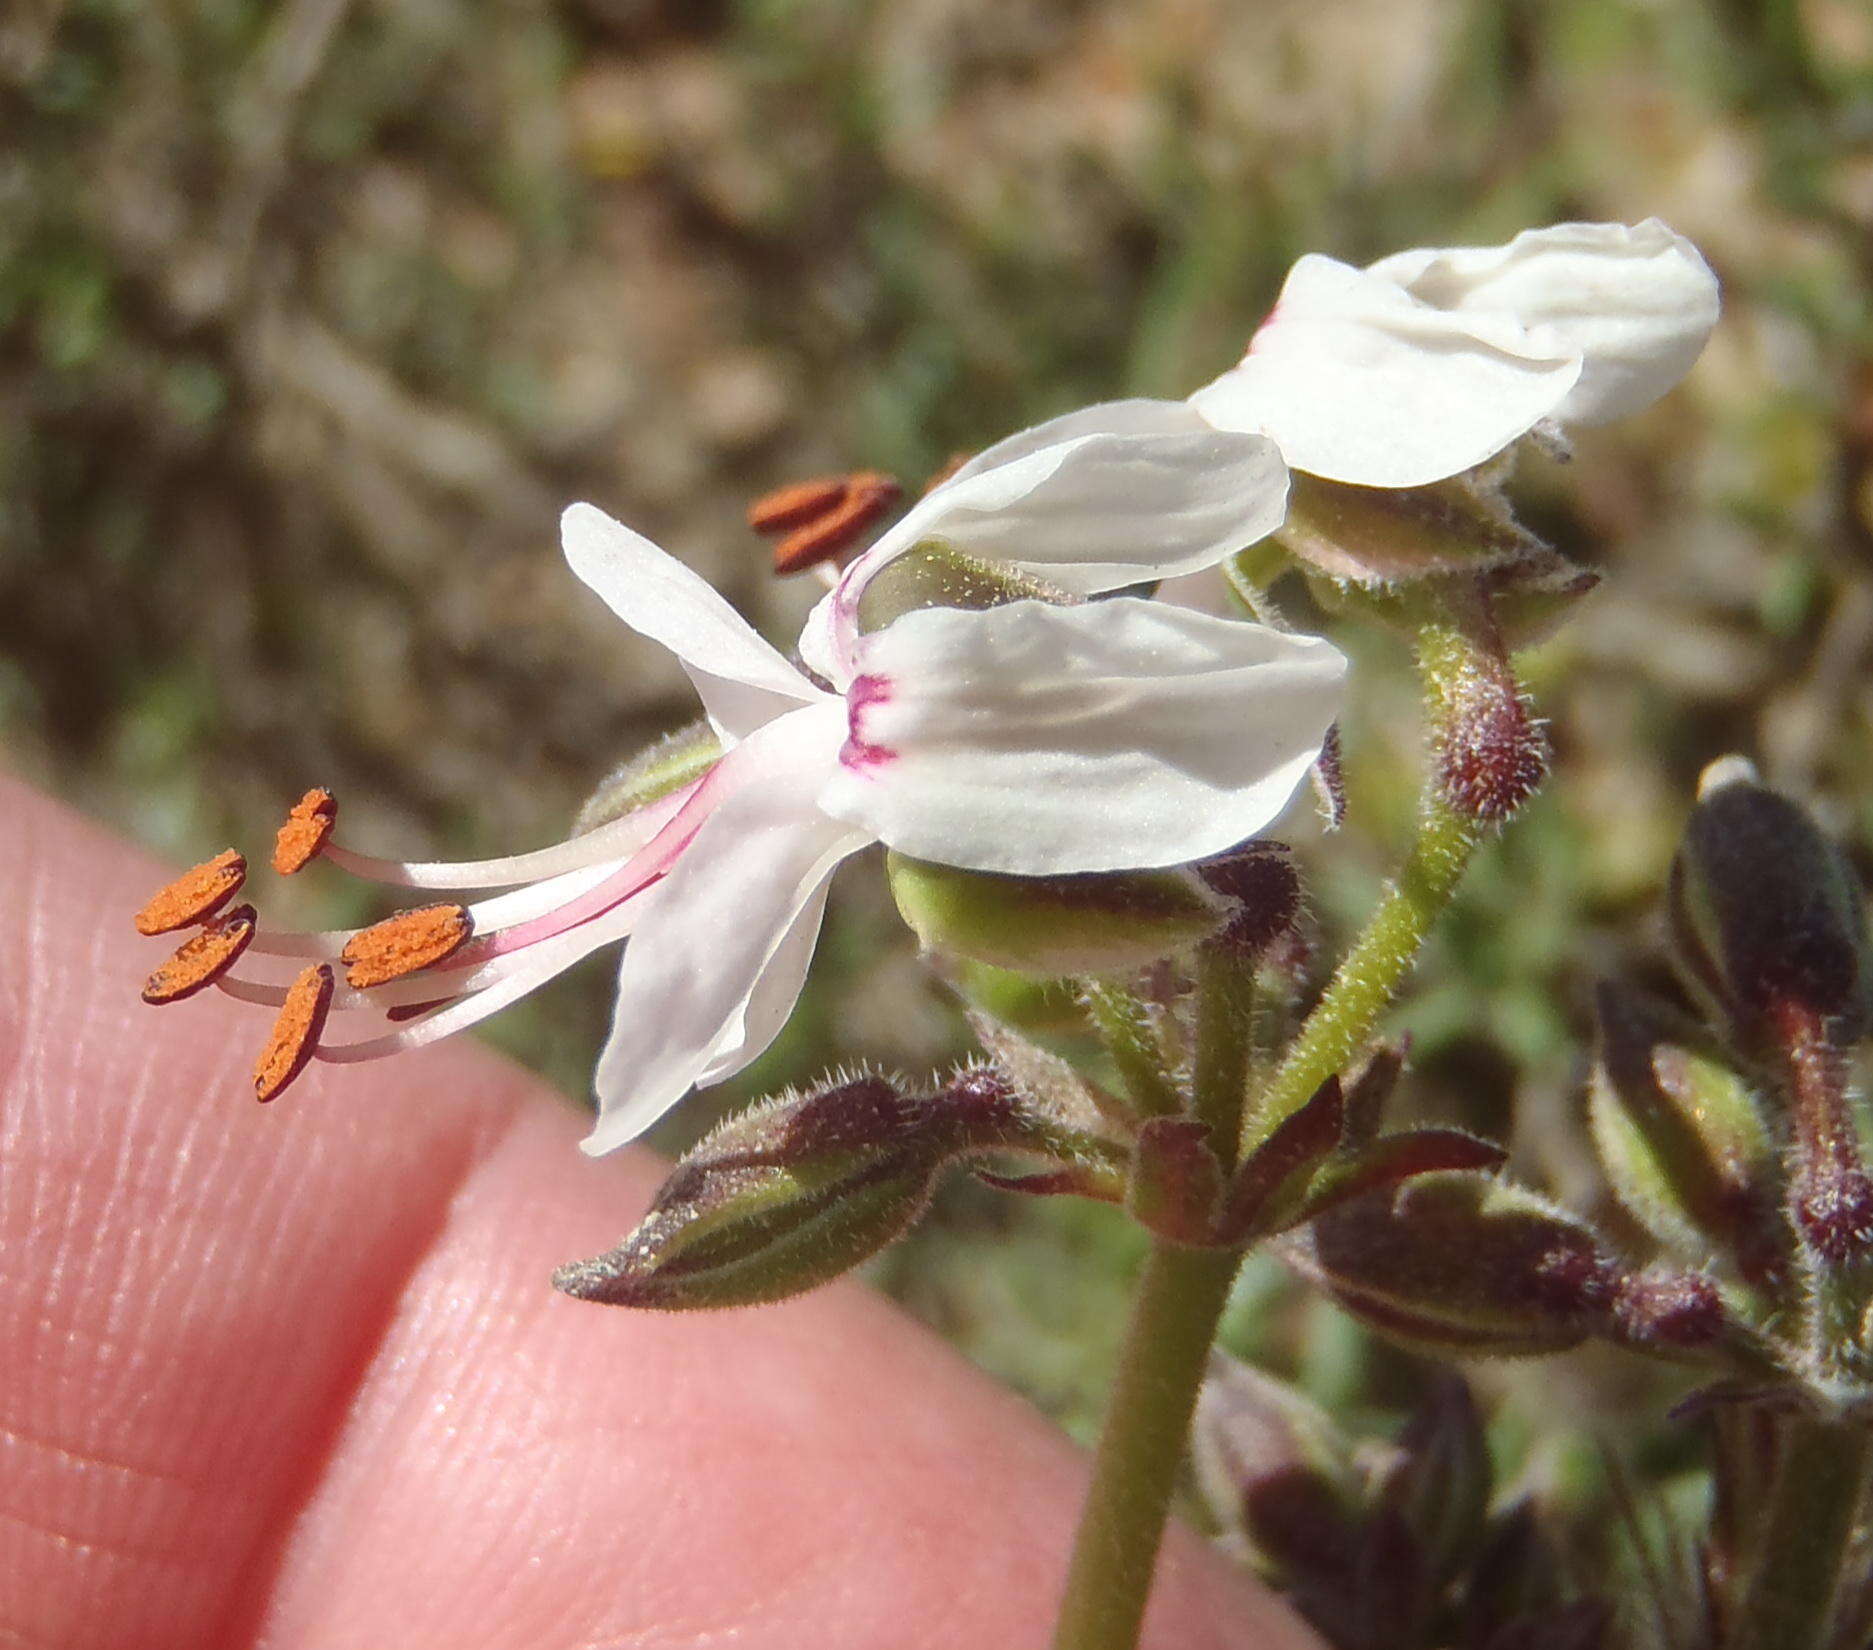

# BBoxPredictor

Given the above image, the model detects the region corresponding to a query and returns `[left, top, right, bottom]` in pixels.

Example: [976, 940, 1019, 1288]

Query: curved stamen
[314, 780, 699, 892]
[315, 891, 650, 1064]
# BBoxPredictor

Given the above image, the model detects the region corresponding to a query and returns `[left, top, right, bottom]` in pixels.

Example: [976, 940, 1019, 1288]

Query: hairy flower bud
[574, 719, 722, 835]
[553, 1075, 948, 1310]
[1276, 472, 1547, 587]
[1589, 985, 1781, 1283]
[885, 851, 1230, 976]
[1293, 1173, 1617, 1357]
[1190, 1353, 1364, 1586]
[1667, 757, 1873, 1048]
[1373, 1378, 1492, 1598]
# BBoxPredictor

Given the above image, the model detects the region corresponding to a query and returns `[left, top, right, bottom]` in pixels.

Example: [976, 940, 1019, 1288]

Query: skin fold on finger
[0, 775, 1321, 1650]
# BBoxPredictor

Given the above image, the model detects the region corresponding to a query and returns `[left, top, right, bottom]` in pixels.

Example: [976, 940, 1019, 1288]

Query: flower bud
[1373, 1378, 1492, 1596]
[885, 850, 1230, 976]
[1293, 1173, 1616, 1358]
[574, 719, 722, 835]
[1190, 1352, 1364, 1588]
[1667, 757, 1873, 1049]
[854, 540, 1063, 633]
[1588, 985, 1781, 1282]
[1276, 472, 1547, 587]
[553, 1075, 948, 1310]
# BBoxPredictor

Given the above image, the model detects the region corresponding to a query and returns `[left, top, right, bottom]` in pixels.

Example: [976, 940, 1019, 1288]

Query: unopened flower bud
[1373, 1378, 1492, 1595]
[1667, 757, 1873, 1048]
[553, 1074, 949, 1310]
[886, 850, 1230, 977]
[574, 719, 722, 836]
[1190, 1353, 1363, 1587]
[1277, 472, 1547, 587]
[1294, 1173, 1616, 1357]
[1589, 985, 1781, 1283]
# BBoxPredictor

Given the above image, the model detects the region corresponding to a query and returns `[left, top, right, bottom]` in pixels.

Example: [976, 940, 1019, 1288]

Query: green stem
[1049, 1243, 1240, 1650]
[1191, 943, 1256, 1172]
[1240, 795, 1479, 1153]
[1082, 981, 1183, 1119]
[1732, 1417, 1873, 1650]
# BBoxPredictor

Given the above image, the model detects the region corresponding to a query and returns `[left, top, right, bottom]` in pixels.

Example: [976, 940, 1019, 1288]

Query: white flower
[149, 408, 1344, 1152]
[1188, 219, 1720, 489]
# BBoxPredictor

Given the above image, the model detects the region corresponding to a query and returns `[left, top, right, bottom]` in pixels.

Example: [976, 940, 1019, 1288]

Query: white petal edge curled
[582, 698, 870, 1155]
[1189, 253, 1582, 489]
[1365, 218, 1719, 428]
[802, 400, 1290, 683]
[562, 502, 827, 742]
[819, 597, 1348, 877]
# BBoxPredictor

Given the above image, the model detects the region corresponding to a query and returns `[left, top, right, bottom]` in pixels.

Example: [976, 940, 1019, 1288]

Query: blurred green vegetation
[4, 0, 1873, 1532]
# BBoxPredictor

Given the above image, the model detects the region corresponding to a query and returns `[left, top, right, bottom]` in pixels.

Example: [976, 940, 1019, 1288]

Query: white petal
[1190, 253, 1582, 488]
[936, 397, 1220, 488]
[561, 502, 827, 740]
[581, 699, 870, 1154]
[820, 598, 1346, 875]
[816, 407, 1289, 683]
[1369, 219, 1718, 427]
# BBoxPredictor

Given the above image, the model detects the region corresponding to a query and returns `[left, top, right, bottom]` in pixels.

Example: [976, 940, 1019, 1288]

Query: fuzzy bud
[1190, 1353, 1364, 1590]
[1588, 985, 1781, 1283]
[553, 1069, 1071, 1310]
[1667, 757, 1873, 1049]
[574, 719, 722, 836]
[1293, 1173, 1616, 1358]
[1372, 1378, 1492, 1595]
[886, 851, 1231, 977]
[1277, 472, 1548, 587]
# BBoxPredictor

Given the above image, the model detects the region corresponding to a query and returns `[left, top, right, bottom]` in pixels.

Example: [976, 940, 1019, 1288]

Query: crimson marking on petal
[841, 673, 896, 770]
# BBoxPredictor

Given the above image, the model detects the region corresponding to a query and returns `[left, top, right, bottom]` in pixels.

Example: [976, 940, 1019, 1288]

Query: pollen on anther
[749, 471, 903, 576]
[340, 904, 474, 989]
[254, 963, 334, 1102]
[747, 475, 849, 534]
[273, 788, 337, 874]
[133, 849, 247, 936]
[142, 905, 257, 1004]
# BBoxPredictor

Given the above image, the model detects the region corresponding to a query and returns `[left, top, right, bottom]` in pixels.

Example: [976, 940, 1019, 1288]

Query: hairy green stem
[1191, 943, 1256, 1172]
[1240, 796, 1480, 1154]
[1082, 981, 1183, 1119]
[1048, 1243, 1240, 1650]
[1732, 1418, 1873, 1650]
[1053, 606, 1512, 1650]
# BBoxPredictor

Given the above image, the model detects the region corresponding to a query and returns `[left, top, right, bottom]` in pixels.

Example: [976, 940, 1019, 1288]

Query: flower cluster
[133, 219, 1718, 1154]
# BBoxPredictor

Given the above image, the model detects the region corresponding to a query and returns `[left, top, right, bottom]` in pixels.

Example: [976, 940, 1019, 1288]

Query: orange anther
[142, 905, 258, 1004]
[273, 788, 337, 875]
[747, 475, 850, 534]
[748, 471, 903, 576]
[340, 904, 474, 989]
[133, 849, 247, 937]
[922, 452, 972, 495]
[254, 963, 334, 1103]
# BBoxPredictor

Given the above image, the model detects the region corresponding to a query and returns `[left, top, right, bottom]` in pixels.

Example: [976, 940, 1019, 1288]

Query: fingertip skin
[0, 774, 1317, 1650]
